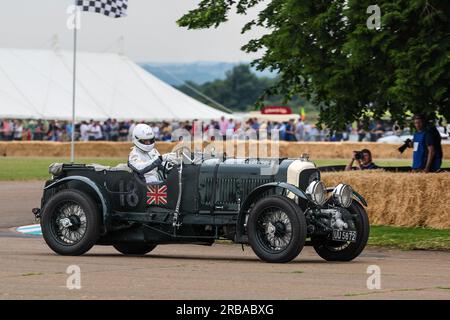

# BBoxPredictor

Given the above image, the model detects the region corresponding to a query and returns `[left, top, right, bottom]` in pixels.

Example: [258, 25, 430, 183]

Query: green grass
[0, 157, 448, 181]
[0, 157, 123, 181]
[21, 272, 44, 277]
[368, 225, 450, 250]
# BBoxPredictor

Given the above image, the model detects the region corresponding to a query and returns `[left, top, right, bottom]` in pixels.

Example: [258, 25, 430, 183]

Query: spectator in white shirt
[226, 119, 235, 137]
[295, 120, 305, 141]
[13, 120, 23, 141]
[128, 120, 136, 141]
[90, 121, 103, 141]
[80, 121, 89, 141]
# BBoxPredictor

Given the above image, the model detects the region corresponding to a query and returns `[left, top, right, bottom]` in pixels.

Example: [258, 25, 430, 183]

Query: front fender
[44, 176, 111, 231]
[241, 182, 308, 211]
[236, 182, 308, 242]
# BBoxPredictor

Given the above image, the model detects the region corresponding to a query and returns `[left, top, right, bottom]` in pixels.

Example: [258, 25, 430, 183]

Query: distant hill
[140, 61, 276, 85]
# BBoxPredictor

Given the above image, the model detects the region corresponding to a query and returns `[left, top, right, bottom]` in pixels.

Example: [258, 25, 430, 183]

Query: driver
[128, 124, 171, 184]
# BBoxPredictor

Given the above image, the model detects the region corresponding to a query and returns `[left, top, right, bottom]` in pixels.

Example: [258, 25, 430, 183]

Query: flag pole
[70, 1, 78, 163]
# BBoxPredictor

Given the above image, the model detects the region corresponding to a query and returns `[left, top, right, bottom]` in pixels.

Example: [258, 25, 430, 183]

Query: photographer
[408, 115, 443, 173]
[345, 149, 379, 171]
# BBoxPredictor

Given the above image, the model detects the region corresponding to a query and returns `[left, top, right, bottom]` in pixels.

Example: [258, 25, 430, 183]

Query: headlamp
[306, 180, 327, 206]
[332, 183, 353, 208]
[49, 163, 63, 176]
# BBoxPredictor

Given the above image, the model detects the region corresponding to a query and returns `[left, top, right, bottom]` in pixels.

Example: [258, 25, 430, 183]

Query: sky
[0, 0, 268, 63]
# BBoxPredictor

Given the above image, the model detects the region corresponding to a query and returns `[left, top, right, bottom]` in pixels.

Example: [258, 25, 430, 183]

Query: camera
[354, 151, 364, 160]
[398, 138, 412, 154]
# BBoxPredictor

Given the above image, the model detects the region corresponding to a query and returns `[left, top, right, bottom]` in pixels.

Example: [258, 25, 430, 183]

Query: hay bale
[281, 142, 414, 159]
[1, 141, 449, 159]
[322, 171, 450, 229]
[74, 142, 131, 158]
[156, 142, 178, 155]
[190, 141, 440, 159]
[5, 141, 67, 157]
[0, 142, 7, 156]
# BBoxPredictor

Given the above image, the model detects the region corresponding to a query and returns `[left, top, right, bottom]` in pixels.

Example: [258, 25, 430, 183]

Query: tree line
[175, 64, 315, 114]
[178, 0, 450, 129]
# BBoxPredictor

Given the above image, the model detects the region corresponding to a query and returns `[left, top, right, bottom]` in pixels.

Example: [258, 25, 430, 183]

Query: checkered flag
[76, 0, 128, 18]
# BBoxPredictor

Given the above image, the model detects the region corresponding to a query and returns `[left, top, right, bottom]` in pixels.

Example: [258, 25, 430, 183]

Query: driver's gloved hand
[158, 163, 165, 171]
[154, 157, 162, 168]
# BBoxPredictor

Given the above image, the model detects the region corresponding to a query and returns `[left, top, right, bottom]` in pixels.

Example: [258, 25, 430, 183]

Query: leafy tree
[178, 0, 450, 128]
[177, 64, 274, 111]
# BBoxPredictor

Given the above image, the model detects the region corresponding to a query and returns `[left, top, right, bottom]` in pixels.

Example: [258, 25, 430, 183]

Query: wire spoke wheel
[248, 195, 307, 263]
[51, 201, 87, 245]
[41, 189, 100, 256]
[256, 207, 293, 253]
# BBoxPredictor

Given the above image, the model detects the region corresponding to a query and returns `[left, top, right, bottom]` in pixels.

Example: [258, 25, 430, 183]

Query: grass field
[369, 226, 450, 250]
[0, 156, 449, 181]
[0, 157, 123, 180]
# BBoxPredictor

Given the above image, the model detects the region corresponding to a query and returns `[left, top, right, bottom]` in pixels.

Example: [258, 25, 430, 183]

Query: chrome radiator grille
[201, 177, 272, 205]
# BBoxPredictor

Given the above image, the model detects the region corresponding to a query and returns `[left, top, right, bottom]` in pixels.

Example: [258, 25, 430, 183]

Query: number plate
[332, 229, 357, 243]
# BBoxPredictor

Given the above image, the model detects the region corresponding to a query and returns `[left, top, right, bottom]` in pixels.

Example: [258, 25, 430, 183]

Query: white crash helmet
[132, 124, 155, 152]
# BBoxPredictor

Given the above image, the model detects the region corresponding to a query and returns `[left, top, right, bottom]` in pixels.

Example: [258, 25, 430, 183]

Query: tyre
[41, 189, 101, 256]
[247, 195, 307, 263]
[311, 201, 370, 261]
[113, 243, 157, 255]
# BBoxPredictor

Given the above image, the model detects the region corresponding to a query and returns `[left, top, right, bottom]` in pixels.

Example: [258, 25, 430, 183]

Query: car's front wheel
[41, 189, 101, 256]
[113, 243, 157, 255]
[311, 201, 370, 261]
[247, 195, 307, 263]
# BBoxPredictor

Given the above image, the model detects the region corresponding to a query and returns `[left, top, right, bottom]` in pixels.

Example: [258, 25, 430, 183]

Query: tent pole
[70, 2, 78, 163]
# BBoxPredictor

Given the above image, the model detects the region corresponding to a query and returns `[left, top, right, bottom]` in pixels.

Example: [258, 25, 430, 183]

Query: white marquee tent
[0, 48, 230, 121]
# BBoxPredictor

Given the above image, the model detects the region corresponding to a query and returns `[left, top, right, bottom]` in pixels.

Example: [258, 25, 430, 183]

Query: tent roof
[0, 48, 230, 121]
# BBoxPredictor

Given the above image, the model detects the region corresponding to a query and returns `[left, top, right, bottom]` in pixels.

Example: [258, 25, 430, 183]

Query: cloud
[0, 0, 267, 62]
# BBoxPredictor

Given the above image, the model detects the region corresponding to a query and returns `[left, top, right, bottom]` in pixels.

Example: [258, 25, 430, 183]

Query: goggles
[138, 138, 155, 145]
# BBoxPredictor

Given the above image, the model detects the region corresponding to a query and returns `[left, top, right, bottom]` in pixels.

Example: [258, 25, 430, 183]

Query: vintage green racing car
[33, 150, 369, 263]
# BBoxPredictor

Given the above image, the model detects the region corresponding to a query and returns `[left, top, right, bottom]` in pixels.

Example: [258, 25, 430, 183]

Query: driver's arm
[128, 153, 162, 175]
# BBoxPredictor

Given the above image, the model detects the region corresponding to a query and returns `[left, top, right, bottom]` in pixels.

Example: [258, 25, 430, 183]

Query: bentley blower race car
[33, 149, 369, 263]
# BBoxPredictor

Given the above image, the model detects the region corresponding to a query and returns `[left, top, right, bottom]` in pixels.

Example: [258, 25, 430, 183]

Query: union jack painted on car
[147, 185, 167, 205]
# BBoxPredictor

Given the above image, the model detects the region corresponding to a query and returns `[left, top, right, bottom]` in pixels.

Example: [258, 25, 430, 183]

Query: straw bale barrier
[1, 141, 449, 159]
[0, 143, 7, 157]
[322, 171, 450, 229]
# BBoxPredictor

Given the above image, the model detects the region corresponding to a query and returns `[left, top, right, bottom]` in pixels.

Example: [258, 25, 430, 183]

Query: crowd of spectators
[1, 117, 449, 143]
[0, 119, 175, 142]
[0, 117, 329, 142]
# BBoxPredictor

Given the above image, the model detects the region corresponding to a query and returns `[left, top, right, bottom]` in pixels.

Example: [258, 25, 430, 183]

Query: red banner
[261, 106, 292, 115]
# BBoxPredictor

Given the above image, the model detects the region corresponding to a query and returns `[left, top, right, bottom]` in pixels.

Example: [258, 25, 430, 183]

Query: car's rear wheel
[247, 195, 307, 263]
[41, 189, 101, 256]
[113, 243, 157, 255]
[311, 201, 370, 261]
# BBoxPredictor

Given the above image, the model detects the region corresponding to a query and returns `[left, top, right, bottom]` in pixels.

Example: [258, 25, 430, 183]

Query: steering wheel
[174, 145, 194, 164]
